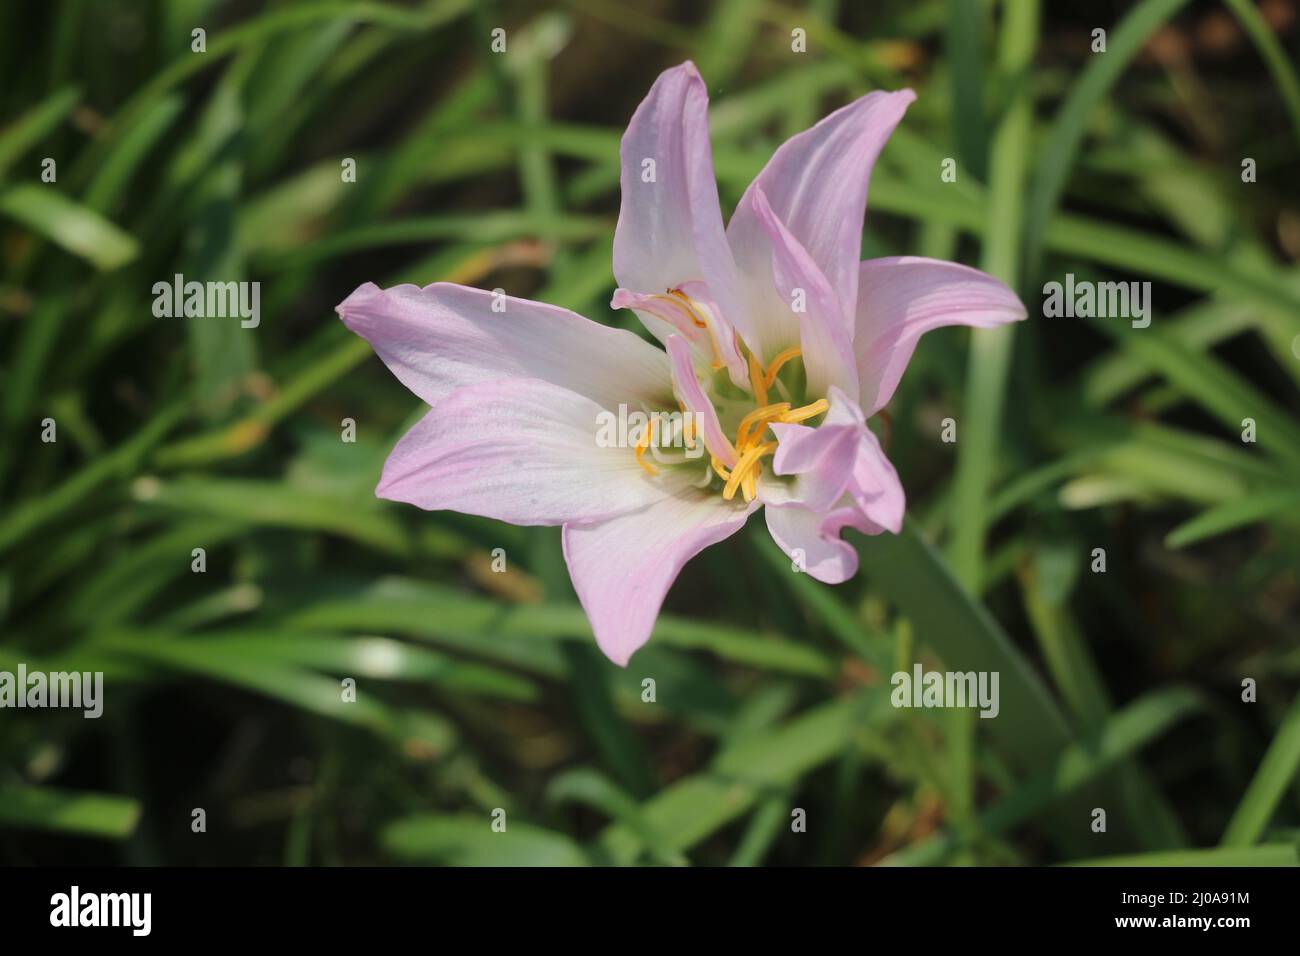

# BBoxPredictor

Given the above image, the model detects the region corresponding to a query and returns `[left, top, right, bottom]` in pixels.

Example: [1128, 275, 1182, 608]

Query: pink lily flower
[337, 62, 1026, 666]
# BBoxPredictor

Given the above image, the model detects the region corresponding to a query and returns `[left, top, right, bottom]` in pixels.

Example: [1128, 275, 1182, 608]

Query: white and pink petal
[377, 377, 673, 526]
[563, 492, 757, 666]
[854, 257, 1027, 415]
[613, 61, 746, 341]
[727, 88, 915, 355]
[337, 282, 673, 412]
[764, 503, 861, 585]
[667, 335, 737, 467]
[749, 187, 858, 399]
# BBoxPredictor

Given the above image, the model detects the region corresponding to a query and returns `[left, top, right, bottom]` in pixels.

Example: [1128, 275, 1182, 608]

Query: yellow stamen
[723, 441, 777, 501]
[664, 289, 726, 372]
[633, 339, 817, 499]
[778, 398, 829, 425]
[735, 402, 790, 448]
[747, 350, 768, 406]
[666, 289, 707, 328]
[635, 419, 659, 476]
[763, 346, 803, 390]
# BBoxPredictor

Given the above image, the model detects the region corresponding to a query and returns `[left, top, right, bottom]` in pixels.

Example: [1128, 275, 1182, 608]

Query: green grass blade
[1067, 844, 1299, 866]
[944, 0, 988, 181]
[1166, 489, 1300, 548]
[0, 184, 138, 269]
[0, 404, 188, 555]
[1086, 315, 1300, 467]
[1221, 694, 1300, 846]
[948, 0, 1037, 589]
[1223, 0, 1300, 146]
[0, 86, 80, 180]
[547, 768, 687, 866]
[0, 784, 140, 840]
[887, 688, 1202, 865]
[279, 579, 836, 677]
[598, 696, 874, 864]
[382, 814, 590, 866]
[1023, 0, 1194, 274]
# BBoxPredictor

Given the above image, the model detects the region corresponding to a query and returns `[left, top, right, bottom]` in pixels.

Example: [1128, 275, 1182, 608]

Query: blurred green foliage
[1, 0, 1298, 866]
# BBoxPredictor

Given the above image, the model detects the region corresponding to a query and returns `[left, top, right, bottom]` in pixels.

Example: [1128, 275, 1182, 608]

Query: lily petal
[667, 334, 737, 467]
[854, 257, 1027, 415]
[846, 424, 905, 534]
[766, 420, 857, 512]
[749, 187, 858, 398]
[769, 386, 904, 533]
[764, 503, 861, 584]
[613, 62, 745, 338]
[378, 378, 675, 525]
[563, 493, 756, 665]
[612, 284, 748, 387]
[727, 89, 915, 356]
[337, 281, 672, 411]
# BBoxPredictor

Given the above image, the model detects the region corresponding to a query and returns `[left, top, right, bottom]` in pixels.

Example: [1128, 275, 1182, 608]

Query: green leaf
[857, 519, 1074, 774]
[280, 578, 836, 678]
[1023, 0, 1194, 273]
[887, 688, 1202, 864]
[547, 768, 687, 866]
[383, 815, 589, 866]
[598, 695, 880, 864]
[0, 184, 139, 269]
[94, 629, 535, 701]
[1166, 489, 1300, 548]
[131, 477, 414, 556]
[1221, 694, 1300, 847]
[948, 0, 1037, 588]
[1067, 844, 1299, 867]
[0, 784, 140, 839]
[1086, 316, 1300, 467]
[0, 86, 80, 180]
[90, 633, 399, 732]
[944, 0, 988, 181]
[1223, 0, 1300, 147]
[0, 404, 188, 556]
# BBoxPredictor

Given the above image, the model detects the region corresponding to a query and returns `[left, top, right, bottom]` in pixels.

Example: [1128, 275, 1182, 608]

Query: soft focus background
[2, 0, 1299, 867]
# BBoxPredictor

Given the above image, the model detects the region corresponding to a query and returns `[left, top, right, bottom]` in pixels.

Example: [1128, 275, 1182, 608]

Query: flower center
[707, 374, 828, 502]
[628, 289, 828, 502]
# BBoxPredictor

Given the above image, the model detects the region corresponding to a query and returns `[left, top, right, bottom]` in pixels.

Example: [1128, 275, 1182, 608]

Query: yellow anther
[666, 289, 708, 328]
[763, 346, 803, 390]
[637, 342, 817, 498]
[722, 440, 776, 501]
[735, 402, 790, 448]
[778, 398, 829, 425]
[635, 419, 659, 476]
[660, 289, 726, 372]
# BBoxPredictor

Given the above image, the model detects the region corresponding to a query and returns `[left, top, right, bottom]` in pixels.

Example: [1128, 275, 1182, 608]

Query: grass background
[1, 0, 1299, 866]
